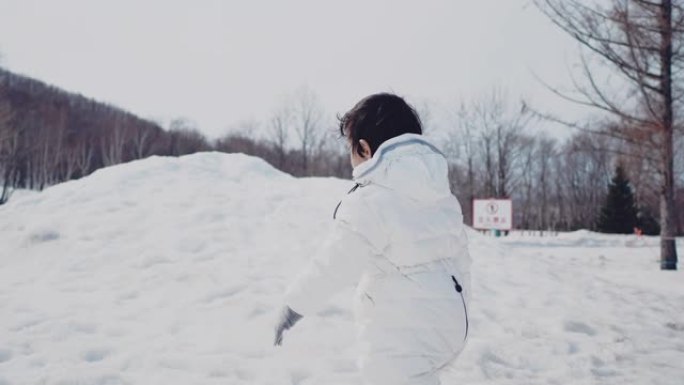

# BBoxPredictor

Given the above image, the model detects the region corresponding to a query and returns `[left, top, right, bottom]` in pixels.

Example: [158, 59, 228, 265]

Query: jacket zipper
[333, 183, 361, 219]
[451, 275, 469, 341]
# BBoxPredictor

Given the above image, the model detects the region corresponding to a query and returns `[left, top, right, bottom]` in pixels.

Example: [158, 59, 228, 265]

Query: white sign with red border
[473, 199, 513, 230]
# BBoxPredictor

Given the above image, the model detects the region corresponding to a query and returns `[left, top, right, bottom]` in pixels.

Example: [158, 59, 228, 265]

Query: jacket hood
[352, 133, 451, 202]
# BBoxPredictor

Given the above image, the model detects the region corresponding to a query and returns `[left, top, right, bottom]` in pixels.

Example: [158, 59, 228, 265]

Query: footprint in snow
[82, 348, 111, 363]
[665, 322, 684, 332]
[564, 320, 597, 336]
[290, 369, 311, 385]
[247, 305, 268, 319]
[317, 306, 352, 319]
[28, 229, 60, 244]
[203, 285, 247, 304]
[0, 348, 12, 363]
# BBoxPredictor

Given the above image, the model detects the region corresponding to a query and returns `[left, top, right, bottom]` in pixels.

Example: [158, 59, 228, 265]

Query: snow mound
[1, 152, 683, 385]
[501, 229, 662, 248]
[2, 153, 295, 251]
[0, 153, 353, 385]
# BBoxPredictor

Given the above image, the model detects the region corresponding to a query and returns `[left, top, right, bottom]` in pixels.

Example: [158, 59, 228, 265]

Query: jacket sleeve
[284, 194, 385, 316]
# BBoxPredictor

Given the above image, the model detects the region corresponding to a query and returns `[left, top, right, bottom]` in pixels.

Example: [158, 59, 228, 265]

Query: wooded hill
[0, 68, 214, 198]
[0, 68, 350, 205]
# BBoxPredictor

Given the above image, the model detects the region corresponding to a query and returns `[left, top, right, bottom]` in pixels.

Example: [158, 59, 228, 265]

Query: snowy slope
[0, 153, 683, 385]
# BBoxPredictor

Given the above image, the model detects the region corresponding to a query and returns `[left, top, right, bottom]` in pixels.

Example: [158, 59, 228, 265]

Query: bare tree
[61, 134, 94, 180]
[449, 103, 480, 224]
[100, 114, 127, 167]
[269, 105, 292, 170]
[291, 86, 323, 176]
[473, 90, 530, 198]
[167, 118, 210, 156]
[77, 146, 94, 177]
[537, 137, 558, 230]
[551, 155, 569, 230]
[62, 143, 80, 180]
[536, 0, 681, 269]
[559, 132, 612, 230]
[31, 123, 63, 190]
[130, 123, 155, 160]
[517, 135, 538, 229]
[0, 74, 17, 203]
[415, 100, 434, 135]
[19, 108, 61, 190]
[310, 126, 350, 177]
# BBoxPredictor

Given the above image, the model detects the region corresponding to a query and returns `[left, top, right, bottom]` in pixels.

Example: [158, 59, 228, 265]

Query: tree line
[2, 66, 682, 236]
[444, 90, 681, 235]
[0, 69, 350, 205]
[534, 0, 683, 269]
[0, 67, 203, 200]
[1, 65, 681, 237]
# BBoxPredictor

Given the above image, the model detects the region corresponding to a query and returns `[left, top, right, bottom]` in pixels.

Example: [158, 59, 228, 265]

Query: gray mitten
[274, 306, 303, 346]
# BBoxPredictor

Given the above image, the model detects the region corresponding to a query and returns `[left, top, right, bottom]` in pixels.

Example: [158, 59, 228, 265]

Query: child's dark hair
[338, 93, 423, 157]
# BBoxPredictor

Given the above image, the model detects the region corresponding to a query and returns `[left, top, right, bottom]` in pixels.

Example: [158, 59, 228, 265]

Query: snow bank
[501, 229, 668, 248]
[0, 153, 682, 385]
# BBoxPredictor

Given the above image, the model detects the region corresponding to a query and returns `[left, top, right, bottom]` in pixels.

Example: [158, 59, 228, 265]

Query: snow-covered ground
[1, 153, 682, 385]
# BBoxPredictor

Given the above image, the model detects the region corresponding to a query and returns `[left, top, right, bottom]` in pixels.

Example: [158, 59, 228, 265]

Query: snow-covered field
[1, 153, 682, 385]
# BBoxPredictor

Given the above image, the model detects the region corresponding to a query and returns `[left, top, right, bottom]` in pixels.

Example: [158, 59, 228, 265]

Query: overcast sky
[0, 0, 585, 139]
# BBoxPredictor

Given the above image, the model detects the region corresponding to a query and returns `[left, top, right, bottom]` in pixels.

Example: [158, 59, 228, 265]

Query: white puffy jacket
[285, 133, 471, 385]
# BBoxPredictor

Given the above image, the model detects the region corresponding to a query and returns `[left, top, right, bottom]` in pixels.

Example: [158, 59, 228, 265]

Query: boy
[275, 93, 471, 385]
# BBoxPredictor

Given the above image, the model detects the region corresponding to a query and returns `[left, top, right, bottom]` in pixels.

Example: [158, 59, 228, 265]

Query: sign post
[472, 199, 513, 235]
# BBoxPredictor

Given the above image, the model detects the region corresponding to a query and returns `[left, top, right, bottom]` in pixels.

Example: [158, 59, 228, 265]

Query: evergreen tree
[597, 166, 638, 234]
